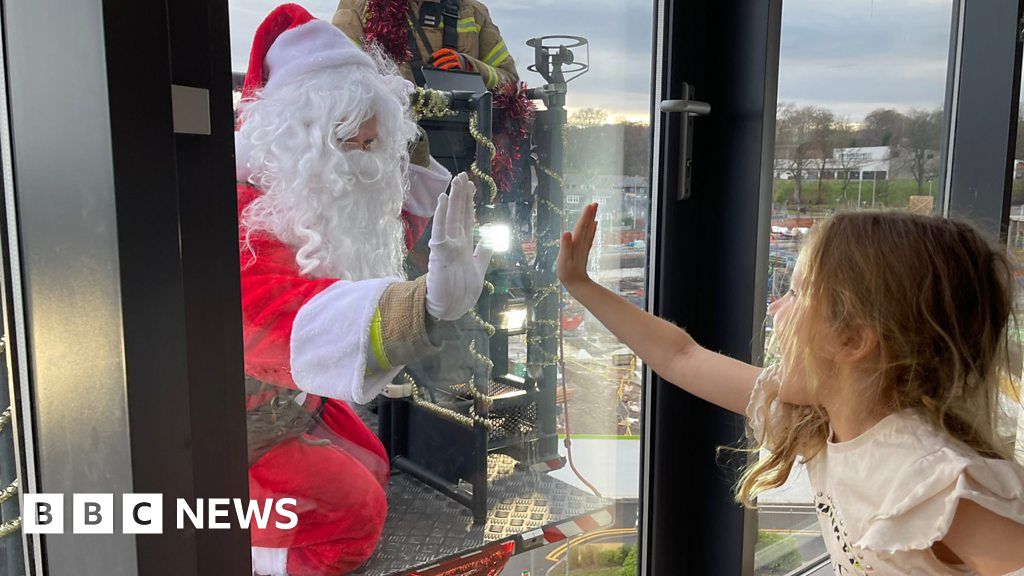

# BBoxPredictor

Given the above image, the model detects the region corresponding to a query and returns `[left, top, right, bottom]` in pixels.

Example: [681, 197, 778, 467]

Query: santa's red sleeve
[239, 183, 404, 404]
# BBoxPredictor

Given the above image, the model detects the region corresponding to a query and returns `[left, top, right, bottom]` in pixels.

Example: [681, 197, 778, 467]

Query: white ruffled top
[748, 365, 1024, 575]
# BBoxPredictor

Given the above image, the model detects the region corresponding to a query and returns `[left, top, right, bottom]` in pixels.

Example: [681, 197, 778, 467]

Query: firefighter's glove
[431, 48, 471, 71]
[425, 173, 493, 321]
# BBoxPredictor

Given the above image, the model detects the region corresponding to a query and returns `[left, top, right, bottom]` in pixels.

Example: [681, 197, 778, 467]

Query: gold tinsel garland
[0, 479, 17, 505]
[525, 183, 568, 375]
[408, 376, 492, 430]
[536, 164, 565, 188]
[405, 87, 572, 426]
[0, 407, 19, 539]
[454, 381, 494, 410]
[468, 310, 497, 337]
[468, 112, 499, 203]
[411, 88, 457, 120]
[409, 88, 499, 203]
[0, 518, 20, 539]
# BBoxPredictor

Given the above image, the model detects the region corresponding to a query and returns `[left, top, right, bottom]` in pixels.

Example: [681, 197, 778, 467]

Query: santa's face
[327, 116, 394, 190]
[238, 65, 419, 282]
[337, 116, 379, 152]
[292, 114, 407, 281]
[241, 114, 410, 283]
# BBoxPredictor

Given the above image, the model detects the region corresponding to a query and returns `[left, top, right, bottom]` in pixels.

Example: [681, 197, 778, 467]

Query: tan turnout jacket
[332, 0, 519, 89]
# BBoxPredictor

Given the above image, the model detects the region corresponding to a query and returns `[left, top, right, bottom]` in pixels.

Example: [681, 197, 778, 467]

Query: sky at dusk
[230, 0, 962, 123]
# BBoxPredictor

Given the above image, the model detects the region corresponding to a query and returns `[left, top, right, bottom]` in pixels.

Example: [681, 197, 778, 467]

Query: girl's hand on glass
[557, 203, 598, 290]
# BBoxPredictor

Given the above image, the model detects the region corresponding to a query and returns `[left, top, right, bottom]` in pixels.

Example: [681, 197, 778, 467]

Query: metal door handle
[660, 83, 709, 200]
[660, 99, 711, 115]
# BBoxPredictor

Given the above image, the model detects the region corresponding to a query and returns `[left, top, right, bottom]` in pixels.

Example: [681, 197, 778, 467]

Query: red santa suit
[239, 180, 439, 576]
[236, 6, 452, 575]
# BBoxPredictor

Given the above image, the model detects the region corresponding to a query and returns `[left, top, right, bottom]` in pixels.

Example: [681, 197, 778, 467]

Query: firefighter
[332, 0, 519, 90]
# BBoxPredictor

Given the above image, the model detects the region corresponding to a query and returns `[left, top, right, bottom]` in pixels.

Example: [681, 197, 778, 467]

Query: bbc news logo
[23, 494, 298, 534]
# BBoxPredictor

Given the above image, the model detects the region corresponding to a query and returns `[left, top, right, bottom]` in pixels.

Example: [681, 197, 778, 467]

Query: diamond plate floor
[353, 406, 610, 575]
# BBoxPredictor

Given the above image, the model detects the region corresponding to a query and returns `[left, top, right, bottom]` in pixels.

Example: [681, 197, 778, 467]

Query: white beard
[244, 148, 409, 282]
[308, 152, 407, 281]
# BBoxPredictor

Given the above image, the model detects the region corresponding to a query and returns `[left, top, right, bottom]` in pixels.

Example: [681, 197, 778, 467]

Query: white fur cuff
[405, 156, 452, 217]
[290, 277, 399, 404]
[252, 546, 288, 576]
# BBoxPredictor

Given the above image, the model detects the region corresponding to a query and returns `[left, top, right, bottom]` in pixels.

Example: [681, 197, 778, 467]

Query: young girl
[558, 204, 1024, 575]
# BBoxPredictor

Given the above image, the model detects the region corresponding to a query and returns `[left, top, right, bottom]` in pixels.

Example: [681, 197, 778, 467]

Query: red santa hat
[237, 4, 380, 180]
[242, 3, 376, 100]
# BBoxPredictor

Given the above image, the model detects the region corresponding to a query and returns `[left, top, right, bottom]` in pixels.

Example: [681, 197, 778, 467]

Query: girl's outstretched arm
[557, 203, 761, 415]
[940, 500, 1024, 575]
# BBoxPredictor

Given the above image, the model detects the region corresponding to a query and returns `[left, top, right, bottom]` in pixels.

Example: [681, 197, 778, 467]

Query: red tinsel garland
[365, 0, 411, 64]
[362, 1, 536, 198]
[491, 81, 535, 195]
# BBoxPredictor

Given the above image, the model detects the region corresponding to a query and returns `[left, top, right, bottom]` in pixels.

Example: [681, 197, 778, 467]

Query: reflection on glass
[760, 1, 955, 573]
[230, 0, 648, 573]
[0, 343, 23, 575]
[1007, 61, 1024, 468]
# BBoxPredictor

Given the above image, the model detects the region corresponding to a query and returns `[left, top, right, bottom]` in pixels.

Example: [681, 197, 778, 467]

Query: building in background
[773, 145, 940, 182]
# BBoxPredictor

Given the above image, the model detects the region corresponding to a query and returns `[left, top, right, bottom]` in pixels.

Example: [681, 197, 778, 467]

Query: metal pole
[473, 92, 494, 191]
[530, 89, 567, 461]
[471, 91, 493, 524]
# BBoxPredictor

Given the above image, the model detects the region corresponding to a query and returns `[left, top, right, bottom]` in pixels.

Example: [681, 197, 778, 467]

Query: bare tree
[861, 108, 905, 147]
[808, 107, 837, 203]
[564, 117, 651, 177]
[833, 120, 868, 202]
[569, 107, 609, 128]
[621, 121, 651, 177]
[775, 103, 820, 205]
[896, 108, 942, 193]
[773, 105, 945, 206]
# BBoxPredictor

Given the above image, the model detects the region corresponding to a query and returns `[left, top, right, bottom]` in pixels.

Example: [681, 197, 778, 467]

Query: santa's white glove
[425, 173, 493, 321]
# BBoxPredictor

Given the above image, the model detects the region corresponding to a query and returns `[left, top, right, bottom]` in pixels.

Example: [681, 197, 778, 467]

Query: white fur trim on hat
[263, 20, 375, 96]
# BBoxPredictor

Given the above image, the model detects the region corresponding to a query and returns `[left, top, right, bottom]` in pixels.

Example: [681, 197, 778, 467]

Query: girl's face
[768, 268, 802, 335]
[768, 266, 816, 405]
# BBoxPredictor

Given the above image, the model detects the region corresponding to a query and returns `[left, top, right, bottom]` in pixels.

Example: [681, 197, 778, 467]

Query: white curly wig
[237, 56, 419, 281]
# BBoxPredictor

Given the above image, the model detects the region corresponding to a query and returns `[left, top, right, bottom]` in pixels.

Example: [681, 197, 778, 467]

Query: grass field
[564, 568, 621, 576]
[772, 178, 937, 209]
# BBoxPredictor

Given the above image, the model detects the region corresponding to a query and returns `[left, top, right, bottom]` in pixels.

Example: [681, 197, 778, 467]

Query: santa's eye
[337, 138, 375, 152]
[339, 136, 376, 150]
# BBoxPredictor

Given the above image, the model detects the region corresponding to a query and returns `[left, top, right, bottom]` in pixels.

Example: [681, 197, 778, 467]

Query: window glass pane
[761, 1, 955, 573]
[0, 343, 23, 575]
[1, 30, 25, 568]
[1008, 60, 1024, 468]
[229, 1, 651, 573]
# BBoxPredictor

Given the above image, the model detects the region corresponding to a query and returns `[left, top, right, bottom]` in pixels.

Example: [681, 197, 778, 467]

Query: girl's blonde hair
[737, 211, 1018, 506]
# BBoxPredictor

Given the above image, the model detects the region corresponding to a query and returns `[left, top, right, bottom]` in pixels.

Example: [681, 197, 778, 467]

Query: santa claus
[234, 5, 493, 575]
